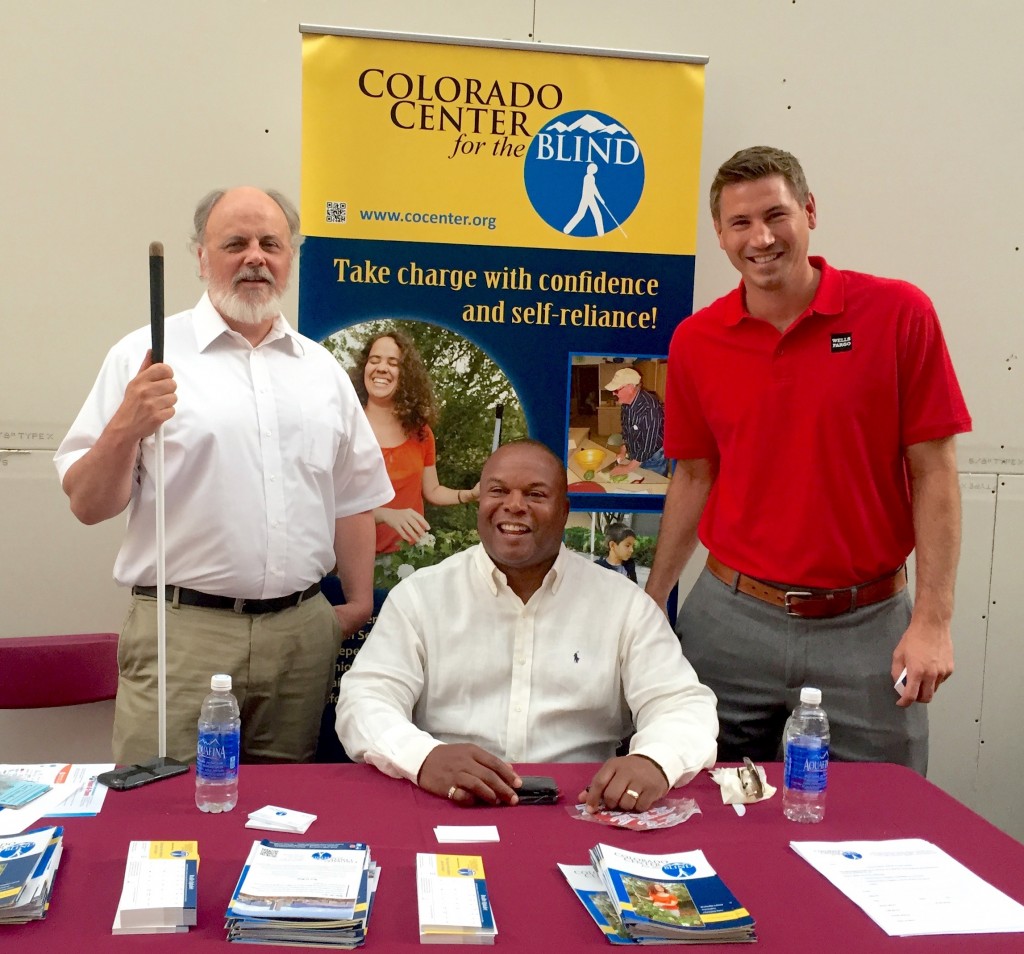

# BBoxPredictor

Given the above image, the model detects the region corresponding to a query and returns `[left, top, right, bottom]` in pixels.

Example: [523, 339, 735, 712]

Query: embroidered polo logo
[831, 333, 853, 353]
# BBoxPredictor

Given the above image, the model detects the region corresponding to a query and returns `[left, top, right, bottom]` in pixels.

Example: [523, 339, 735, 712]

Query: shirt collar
[191, 291, 306, 356]
[472, 543, 568, 597]
[720, 256, 843, 327]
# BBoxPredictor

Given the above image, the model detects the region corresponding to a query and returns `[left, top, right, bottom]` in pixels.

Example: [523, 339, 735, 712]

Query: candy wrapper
[566, 796, 700, 830]
[710, 759, 776, 805]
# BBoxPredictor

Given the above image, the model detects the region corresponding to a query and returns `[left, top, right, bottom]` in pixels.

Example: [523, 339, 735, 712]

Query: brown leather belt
[706, 554, 907, 619]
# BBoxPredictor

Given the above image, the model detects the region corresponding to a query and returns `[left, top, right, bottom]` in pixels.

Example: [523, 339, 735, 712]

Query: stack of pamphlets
[112, 840, 199, 935]
[225, 840, 377, 948]
[416, 853, 497, 945]
[557, 865, 634, 945]
[0, 774, 51, 809]
[562, 843, 755, 944]
[0, 826, 64, 925]
[0, 763, 108, 835]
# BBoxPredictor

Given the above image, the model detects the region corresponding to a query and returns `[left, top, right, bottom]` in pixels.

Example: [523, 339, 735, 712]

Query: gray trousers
[677, 568, 928, 774]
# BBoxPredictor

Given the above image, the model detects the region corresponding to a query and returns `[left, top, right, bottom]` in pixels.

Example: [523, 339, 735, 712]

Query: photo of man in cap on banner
[605, 367, 668, 476]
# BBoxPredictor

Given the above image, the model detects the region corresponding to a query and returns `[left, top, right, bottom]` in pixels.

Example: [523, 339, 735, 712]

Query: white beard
[209, 283, 283, 326]
[203, 256, 286, 326]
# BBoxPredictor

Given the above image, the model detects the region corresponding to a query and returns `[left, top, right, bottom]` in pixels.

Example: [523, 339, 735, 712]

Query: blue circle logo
[312, 851, 332, 861]
[0, 842, 34, 859]
[457, 868, 475, 877]
[842, 852, 863, 861]
[524, 109, 645, 238]
[661, 862, 697, 878]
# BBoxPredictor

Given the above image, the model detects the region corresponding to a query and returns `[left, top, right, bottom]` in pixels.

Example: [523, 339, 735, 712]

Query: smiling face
[363, 335, 402, 404]
[713, 174, 816, 297]
[477, 442, 569, 597]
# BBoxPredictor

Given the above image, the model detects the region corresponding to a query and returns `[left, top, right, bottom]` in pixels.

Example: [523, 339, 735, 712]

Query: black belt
[132, 582, 321, 615]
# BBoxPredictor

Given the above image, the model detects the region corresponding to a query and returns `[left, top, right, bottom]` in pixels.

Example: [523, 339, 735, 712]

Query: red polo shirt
[665, 257, 972, 587]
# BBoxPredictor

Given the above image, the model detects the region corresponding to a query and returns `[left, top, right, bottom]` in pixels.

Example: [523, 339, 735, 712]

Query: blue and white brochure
[557, 863, 634, 945]
[0, 774, 51, 809]
[0, 825, 65, 924]
[226, 840, 370, 922]
[590, 843, 756, 942]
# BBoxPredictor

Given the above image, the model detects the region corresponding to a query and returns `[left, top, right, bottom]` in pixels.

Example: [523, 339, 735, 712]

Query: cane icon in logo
[524, 109, 645, 238]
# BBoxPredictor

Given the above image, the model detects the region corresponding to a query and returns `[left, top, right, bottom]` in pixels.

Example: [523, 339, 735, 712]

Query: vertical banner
[299, 27, 706, 520]
[301, 30, 707, 747]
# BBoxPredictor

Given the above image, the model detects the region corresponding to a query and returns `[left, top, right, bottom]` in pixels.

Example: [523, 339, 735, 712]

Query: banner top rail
[298, 24, 709, 65]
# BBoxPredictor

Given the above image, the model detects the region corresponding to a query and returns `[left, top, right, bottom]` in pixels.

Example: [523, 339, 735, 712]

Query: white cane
[100, 244, 187, 787]
[491, 403, 504, 453]
[149, 242, 168, 759]
[597, 194, 629, 238]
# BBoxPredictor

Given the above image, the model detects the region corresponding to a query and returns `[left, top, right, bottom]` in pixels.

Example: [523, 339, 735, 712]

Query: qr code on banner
[325, 201, 347, 224]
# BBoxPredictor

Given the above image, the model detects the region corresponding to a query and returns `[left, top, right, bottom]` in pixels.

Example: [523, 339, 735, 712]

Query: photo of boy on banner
[564, 510, 662, 589]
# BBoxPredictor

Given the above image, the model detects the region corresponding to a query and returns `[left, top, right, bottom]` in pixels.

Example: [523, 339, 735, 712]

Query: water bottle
[783, 686, 829, 823]
[195, 673, 240, 813]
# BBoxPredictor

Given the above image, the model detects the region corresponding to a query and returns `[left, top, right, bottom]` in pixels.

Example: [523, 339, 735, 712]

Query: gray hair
[189, 188, 304, 251]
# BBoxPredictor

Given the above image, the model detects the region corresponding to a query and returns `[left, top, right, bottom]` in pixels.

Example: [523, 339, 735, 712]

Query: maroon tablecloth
[5, 761, 1024, 951]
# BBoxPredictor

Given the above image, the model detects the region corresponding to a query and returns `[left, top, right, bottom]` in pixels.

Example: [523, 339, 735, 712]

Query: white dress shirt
[336, 544, 718, 787]
[54, 293, 393, 597]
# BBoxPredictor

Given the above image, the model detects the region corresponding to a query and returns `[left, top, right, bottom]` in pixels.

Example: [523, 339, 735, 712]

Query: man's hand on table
[418, 744, 522, 806]
[578, 754, 669, 814]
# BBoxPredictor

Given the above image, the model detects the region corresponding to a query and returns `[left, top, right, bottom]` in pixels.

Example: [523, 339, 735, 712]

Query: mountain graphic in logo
[523, 108, 645, 238]
[543, 114, 630, 137]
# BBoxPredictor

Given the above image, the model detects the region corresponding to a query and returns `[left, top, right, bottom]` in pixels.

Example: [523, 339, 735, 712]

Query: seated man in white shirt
[336, 439, 718, 810]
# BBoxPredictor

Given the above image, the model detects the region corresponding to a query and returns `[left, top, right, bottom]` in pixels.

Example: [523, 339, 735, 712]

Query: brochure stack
[561, 843, 756, 944]
[0, 826, 64, 925]
[416, 853, 497, 945]
[0, 774, 51, 809]
[225, 840, 377, 948]
[112, 840, 199, 935]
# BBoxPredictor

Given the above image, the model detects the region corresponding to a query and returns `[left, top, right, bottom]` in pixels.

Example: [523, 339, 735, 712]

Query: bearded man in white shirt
[336, 439, 718, 810]
[55, 187, 394, 765]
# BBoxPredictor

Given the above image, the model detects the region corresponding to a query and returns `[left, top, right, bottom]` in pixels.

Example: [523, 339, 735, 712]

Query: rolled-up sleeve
[335, 583, 442, 781]
[620, 591, 719, 787]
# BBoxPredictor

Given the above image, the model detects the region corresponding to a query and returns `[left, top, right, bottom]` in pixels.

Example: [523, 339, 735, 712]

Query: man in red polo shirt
[645, 146, 971, 773]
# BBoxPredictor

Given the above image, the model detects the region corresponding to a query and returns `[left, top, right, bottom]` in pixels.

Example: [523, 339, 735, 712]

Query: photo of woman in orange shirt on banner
[352, 330, 480, 554]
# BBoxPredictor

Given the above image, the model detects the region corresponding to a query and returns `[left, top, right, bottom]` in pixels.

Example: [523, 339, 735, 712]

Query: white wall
[2, 2, 1020, 839]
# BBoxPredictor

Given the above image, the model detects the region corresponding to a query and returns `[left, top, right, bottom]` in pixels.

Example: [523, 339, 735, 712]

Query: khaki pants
[113, 593, 341, 765]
